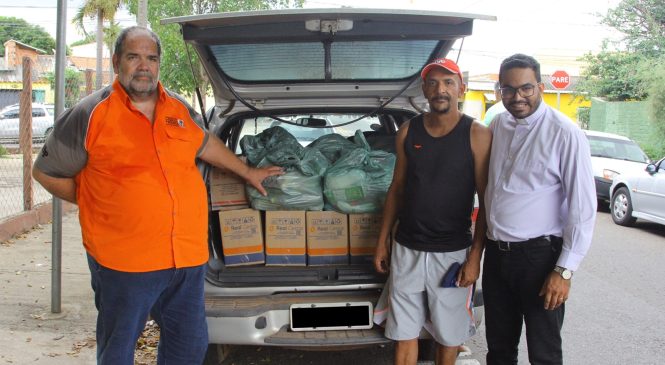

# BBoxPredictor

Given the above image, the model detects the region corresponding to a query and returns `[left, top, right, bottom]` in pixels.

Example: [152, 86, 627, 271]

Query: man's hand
[539, 271, 571, 310]
[456, 247, 482, 287]
[245, 166, 284, 196]
[374, 242, 390, 274]
[456, 258, 480, 288]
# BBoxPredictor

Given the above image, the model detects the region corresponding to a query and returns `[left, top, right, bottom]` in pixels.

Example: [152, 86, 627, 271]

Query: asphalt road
[216, 210, 665, 365]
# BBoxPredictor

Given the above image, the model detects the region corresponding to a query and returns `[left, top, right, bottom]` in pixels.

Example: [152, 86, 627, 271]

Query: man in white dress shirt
[483, 81, 505, 126]
[483, 54, 596, 365]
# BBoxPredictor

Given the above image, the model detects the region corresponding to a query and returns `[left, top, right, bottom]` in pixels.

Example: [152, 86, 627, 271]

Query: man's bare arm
[457, 121, 492, 287]
[32, 167, 77, 204]
[198, 132, 283, 196]
[373, 122, 409, 274]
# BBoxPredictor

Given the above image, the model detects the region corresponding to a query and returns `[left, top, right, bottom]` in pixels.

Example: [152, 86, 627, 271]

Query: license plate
[289, 301, 374, 331]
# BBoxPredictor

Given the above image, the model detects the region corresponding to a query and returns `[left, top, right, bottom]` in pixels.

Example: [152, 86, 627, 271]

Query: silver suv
[0, 103, 55, 143]
[164, 8, 491, 362]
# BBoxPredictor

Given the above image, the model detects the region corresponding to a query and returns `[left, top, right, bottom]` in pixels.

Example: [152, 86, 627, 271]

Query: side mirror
[646, 164, 657, 175]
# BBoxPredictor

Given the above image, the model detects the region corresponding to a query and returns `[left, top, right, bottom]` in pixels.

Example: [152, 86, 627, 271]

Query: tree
[602, 0, 665, 56]
[0, 17, 56, 55]
[125, 0, 304, 110]
[44, 68, 83, 109]
[73, 0, 129, 90]
[577, 48, 648, 101]
[578, 0, 665, 101]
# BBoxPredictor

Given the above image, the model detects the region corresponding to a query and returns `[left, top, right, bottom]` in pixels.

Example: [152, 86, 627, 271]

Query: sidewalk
[0, 210, 97, 364]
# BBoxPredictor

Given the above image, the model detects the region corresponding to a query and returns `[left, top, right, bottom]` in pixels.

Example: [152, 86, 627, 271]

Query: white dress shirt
[485, 100, 596, 271]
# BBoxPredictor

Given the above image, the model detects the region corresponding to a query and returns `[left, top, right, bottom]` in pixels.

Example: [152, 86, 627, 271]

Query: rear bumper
[205, 287, 484, 346]
[205, 290, 385, 346]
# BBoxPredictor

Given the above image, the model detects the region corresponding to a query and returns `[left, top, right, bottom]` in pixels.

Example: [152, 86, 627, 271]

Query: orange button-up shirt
[41, 80, 209, 272]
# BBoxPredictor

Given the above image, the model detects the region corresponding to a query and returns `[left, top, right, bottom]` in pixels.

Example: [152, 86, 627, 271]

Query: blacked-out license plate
[289, 301, 373, 331]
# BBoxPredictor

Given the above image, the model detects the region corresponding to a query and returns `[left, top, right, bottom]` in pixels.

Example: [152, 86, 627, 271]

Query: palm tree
[72, 0, 127, 90]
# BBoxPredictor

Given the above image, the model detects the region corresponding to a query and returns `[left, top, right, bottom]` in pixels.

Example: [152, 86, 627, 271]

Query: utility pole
[138, 0, 148, 27]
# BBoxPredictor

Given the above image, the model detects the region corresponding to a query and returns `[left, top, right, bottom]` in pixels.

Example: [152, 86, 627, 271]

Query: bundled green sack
[306, 133, 358, 164]
[241, 126, 327, 210]
[323, 142, 396, 214]
[246, 162, 324, 211]
[240, 126, 304, 168]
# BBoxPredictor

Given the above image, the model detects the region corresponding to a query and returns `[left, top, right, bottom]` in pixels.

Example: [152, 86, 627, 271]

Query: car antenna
[455, 37, 465, 64]
[181, 30, 209, 129]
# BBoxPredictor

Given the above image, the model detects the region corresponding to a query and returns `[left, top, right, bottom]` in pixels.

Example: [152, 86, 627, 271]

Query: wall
[589, 98, 662, 154]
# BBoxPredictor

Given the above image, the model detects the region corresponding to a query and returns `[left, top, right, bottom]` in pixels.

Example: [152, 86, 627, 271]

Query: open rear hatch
[162, 9, 493, 288]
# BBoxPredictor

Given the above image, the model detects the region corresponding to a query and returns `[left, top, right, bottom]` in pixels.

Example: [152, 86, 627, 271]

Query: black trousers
[482, 236, 565, 365]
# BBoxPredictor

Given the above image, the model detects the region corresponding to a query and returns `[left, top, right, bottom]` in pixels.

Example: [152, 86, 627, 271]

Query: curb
[0, 200, 77, 243]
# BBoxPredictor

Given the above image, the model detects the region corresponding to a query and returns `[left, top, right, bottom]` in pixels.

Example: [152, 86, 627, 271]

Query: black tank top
[395, 113, 475, 252]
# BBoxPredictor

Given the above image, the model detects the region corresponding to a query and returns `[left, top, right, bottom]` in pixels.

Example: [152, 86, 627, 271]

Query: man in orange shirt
[33, 27, 281, 364]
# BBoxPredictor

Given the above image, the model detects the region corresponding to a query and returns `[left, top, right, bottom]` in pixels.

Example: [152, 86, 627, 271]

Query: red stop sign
[550, 70, 570, 90]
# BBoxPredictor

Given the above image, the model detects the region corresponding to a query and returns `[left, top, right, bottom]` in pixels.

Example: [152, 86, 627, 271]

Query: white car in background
[0, 103, 55, 143]
[610, 156, 665, 227]
[584, 130, 650, 205]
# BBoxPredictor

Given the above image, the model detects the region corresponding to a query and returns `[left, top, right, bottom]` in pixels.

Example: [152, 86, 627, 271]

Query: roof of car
[583, 129, 632, 141]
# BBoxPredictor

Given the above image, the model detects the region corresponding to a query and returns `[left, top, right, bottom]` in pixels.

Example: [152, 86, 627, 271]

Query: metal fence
[0, 151, 53, 221]
[0, 52, 102, 223]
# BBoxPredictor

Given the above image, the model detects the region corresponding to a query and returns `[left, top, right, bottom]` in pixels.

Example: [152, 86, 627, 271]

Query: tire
[202, 344, 234, 365]
[417, 338, 436, 361]
[611, 187, 637, 226]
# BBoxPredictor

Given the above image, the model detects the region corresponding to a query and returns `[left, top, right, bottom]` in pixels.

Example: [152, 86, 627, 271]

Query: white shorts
[384, 242, 476, 346]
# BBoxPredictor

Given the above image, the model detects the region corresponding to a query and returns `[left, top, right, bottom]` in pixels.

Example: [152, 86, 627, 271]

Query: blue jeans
[482, 237, 564, 365]
[87, 255, 208, 365]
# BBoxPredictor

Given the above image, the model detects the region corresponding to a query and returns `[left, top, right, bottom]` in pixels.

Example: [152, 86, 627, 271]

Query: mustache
[431, 95, 450, 102]
[132, 72, 154, 79]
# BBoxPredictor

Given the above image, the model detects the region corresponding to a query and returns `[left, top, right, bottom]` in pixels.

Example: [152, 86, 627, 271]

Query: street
[1, 209, 664, 364]
[216, 209, 665, 364]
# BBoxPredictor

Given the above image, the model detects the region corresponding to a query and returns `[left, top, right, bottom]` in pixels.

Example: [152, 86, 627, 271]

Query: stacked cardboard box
[264, 211, 307, 266]
[306, 211, 349, 265]
[349, 213, 382, 264]
[218, 208, 265, 266]
[209, 166, 249, 211]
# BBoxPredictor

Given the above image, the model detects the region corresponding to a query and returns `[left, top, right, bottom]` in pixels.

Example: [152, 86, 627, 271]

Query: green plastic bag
[240, 126, 304, 168]
[323, 142, 396, 214]
[246, 158, 325, 211]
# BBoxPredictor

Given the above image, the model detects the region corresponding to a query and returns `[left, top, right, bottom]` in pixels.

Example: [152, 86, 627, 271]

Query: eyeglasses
[499, 83, 540, 99]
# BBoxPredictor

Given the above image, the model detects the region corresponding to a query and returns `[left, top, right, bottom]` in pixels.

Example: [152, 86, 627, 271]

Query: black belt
[488, 235, 559, 252]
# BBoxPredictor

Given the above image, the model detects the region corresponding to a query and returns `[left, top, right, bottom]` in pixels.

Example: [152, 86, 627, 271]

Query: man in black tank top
[374, 58, 492, 365]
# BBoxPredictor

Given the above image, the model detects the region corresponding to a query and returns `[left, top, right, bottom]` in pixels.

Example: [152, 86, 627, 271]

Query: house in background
[0, 40, 54, 108]
[69, 42, 113, 86]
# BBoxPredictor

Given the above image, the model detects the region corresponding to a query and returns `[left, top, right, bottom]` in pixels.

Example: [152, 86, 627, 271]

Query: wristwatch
[553, 266, 573, 280]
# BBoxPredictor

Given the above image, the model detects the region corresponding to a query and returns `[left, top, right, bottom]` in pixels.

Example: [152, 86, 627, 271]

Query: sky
[0, 0, 625, 76]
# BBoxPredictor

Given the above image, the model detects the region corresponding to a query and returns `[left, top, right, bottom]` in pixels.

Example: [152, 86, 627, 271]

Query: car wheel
[417, 338, 436, 361]
[611, 187, 637, 226]
[202, 344, 234, 365]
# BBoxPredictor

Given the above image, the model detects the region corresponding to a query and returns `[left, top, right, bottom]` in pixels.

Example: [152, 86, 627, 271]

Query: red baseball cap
[420, 58, 464, 83]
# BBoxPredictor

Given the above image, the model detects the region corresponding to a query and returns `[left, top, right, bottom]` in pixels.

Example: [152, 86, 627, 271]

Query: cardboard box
[306, 211, 348, 265]
[265, 211, 306, 266]
[218, 208, 264, 266]
[349, 214, 382, 265]
[210, 166, 248, 211]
